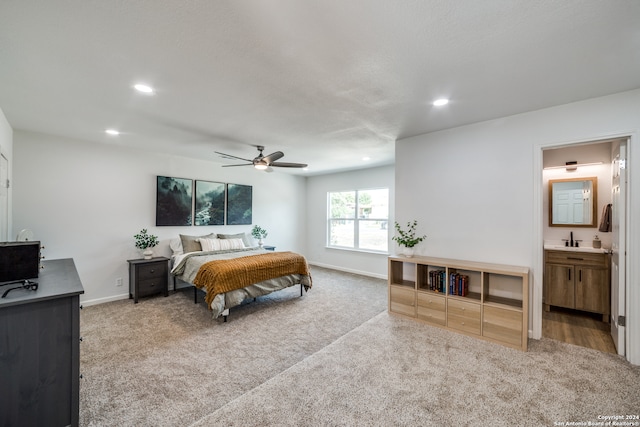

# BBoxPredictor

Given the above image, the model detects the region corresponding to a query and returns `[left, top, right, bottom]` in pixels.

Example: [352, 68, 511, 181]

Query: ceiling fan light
[254, 163, 268, 170]
[134, 83, 154, 94]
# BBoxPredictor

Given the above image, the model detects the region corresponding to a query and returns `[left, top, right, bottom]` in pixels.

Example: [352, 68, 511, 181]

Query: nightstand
[127, 257, 169, 303]
[263, 245, 276, 251]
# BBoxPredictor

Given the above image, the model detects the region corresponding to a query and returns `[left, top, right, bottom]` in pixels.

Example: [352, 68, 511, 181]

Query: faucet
[570, 231, 574, 247]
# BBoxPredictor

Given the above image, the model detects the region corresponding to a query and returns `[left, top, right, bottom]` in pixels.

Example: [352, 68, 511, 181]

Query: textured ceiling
[1, 1, 639, 175]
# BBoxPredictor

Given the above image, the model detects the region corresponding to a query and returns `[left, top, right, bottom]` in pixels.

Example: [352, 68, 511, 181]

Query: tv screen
[0, 241, 40, 283]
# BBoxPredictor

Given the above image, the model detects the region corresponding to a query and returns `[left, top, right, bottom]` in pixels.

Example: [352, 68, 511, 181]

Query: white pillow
[200, 238, 244, 252]
[199, 238, 219, 252]
[169, 237, 184, 255]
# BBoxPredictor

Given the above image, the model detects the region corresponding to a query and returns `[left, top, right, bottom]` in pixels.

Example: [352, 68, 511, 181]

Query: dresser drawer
[389, 286, 415, 317]
[137, 261, 167, 280]
[447, 299, 481, 335]
[545, 250, 607, 267]
[138, 278, 165, 297]
[483, 306, 523, 347]
[417, 292, 446, 325]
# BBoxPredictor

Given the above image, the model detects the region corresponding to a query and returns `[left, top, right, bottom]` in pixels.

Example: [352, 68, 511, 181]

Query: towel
[599, 203, 612, 232]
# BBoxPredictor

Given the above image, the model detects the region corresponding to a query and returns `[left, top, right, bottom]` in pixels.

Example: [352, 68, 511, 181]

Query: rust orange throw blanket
[193, 251, 311, 307]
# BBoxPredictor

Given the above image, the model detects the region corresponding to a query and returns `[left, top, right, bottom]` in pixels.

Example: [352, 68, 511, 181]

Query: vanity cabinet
[388, 255, 529, 351]
[544, 250, 610, 321]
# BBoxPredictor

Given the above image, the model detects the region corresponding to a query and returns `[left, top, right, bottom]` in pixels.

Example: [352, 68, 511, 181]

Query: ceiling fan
[215, 146, 308, 171]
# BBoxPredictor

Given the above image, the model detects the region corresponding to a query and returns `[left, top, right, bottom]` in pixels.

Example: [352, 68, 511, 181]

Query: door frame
[533, 131, 638, 365]
[0, 152, 8, 241]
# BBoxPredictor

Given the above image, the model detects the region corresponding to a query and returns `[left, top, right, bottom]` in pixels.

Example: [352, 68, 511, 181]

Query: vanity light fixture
[134, 83, 154, 94]
[433, 98, 449, 106]
[543, 161, 604, 171]
[105, 129, 120, 136]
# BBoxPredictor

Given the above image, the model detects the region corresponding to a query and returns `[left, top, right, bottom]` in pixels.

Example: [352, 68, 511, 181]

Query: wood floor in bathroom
[542, 306, 616, 354]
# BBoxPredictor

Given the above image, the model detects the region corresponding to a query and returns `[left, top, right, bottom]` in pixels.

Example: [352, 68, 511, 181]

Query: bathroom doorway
[541, 137, 627, 354]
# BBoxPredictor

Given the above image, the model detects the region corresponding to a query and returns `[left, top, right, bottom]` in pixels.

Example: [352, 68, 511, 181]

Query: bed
[170, 233, 312, 320]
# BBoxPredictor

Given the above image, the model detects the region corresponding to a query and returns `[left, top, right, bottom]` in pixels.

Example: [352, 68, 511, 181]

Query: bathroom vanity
[543, 246, 610, 322]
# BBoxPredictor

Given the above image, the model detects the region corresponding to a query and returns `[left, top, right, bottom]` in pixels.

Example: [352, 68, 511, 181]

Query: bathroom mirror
[549, 177, 598, 227]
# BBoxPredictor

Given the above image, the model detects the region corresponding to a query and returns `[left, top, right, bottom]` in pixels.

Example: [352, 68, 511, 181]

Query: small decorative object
[392, 220, 426, 257]
[251, 225, 268, 247]
[593, 234, 602, 249]
[134, 229, 159, 259]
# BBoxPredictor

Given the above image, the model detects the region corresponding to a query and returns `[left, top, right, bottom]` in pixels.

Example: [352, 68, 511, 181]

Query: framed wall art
[226, 183, 252, 225]
[156, 176, 193, 226]
[194, 180, 225, 226]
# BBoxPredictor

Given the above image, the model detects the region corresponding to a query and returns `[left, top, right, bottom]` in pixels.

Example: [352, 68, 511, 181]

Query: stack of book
[449, 272, 469, 296]
[428, 269, 446, 292]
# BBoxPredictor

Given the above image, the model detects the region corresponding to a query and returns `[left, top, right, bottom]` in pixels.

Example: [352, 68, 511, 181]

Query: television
[0, 241, 41, 283]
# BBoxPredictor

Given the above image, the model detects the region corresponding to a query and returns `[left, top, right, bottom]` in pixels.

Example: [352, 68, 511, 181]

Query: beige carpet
[79, 266, 639, 426]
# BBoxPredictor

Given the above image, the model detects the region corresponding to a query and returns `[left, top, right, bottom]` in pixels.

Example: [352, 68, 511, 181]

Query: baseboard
[307, 261, 387, 280]
[81, 293, 130, 307]
[81, 265, 385, 307]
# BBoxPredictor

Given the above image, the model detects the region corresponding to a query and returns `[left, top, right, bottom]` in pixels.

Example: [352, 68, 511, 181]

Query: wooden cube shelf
[388, 255, 529, 351]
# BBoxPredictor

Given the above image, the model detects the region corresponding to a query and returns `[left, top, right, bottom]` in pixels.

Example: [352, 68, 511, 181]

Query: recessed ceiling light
[105, 129, 120, 136]
[433, 98, 449, 106]
[362, 156, 371, 161]
[134, 83, 154, 94]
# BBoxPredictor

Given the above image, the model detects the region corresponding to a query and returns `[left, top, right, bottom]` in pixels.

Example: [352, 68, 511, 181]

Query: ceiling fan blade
[270, 161, 308, 168]
[263, 151, 284, 164]
[222, 163, 253, 167]
[214, 151, 253, 162]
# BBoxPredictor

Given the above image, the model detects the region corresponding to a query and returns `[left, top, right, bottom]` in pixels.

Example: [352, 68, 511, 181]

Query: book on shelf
[428, 269, 446, 293]
[449, 272, 469, 296]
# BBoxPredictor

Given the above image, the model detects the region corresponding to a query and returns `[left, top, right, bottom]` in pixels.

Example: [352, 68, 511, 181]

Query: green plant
[251, 225, 268, 240]
[134, 229, 159, 249]
[392, 220, 426, 248]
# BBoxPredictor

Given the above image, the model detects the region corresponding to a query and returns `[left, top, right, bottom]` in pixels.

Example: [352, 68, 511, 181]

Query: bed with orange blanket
[171, 247, 312, 320]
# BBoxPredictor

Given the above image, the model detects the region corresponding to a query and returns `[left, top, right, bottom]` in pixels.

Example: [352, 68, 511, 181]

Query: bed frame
[191, 283, 306, 322]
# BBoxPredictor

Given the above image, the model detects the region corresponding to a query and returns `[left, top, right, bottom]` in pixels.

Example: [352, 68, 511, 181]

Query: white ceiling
[1, 1, 639, 175]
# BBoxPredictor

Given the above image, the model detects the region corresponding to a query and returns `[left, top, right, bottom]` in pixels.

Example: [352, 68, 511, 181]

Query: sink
[543, 244, 607, 254]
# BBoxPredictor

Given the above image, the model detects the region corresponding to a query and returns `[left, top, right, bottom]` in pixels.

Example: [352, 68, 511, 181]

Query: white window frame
[327, 188, 389, 253]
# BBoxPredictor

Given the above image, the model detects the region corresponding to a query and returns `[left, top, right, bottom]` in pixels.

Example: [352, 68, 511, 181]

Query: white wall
[12, 130, 307, 305]
[0, 108, 13, 241]
[306, 165, 394, 278]
[396, 89, 640, 364]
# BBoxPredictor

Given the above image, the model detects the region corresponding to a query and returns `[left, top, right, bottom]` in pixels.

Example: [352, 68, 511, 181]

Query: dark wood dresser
[0, 258, 84, 427]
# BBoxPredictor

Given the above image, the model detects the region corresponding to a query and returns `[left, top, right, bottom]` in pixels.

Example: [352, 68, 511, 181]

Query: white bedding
[171, 248, 311, 318]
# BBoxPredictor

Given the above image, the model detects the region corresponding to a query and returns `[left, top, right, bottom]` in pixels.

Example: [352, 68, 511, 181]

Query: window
[327, 188, 389, 252]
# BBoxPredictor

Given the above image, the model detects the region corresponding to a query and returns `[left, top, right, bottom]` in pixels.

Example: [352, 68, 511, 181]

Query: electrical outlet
[115, 277, 123, 287]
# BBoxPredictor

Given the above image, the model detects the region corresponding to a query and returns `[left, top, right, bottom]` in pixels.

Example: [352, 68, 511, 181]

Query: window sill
[325, 246, 389, 256]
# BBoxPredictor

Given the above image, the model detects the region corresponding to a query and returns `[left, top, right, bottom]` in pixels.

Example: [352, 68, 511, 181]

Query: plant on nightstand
[392, 220, 426, 257]
[134, 229, 159, 259]
[251, 225, 268, 247]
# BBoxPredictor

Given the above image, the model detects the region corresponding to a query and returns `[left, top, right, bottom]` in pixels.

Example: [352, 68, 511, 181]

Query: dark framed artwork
[226, 183, 252, 225]
[156, 176, 193, 226]
[195, 180, 225, 226]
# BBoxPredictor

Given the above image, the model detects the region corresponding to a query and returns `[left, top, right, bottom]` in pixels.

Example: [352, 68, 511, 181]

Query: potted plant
[134, 229, 159, 259]
[251, 225, 268, 247]
[392, 220, 426, 257]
